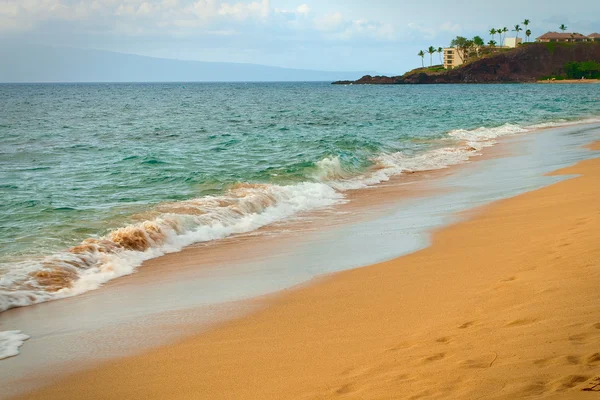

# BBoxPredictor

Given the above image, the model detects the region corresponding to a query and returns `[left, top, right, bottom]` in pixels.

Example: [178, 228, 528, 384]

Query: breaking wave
[0, 183, 342, 312]
[0, 119, 586, 313]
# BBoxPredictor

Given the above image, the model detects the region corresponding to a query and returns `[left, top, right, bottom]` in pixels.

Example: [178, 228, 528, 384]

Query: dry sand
[17, 143, 600, 400]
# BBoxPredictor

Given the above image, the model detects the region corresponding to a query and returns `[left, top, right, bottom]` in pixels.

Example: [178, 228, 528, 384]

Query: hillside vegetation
[334, 42, 600, 84]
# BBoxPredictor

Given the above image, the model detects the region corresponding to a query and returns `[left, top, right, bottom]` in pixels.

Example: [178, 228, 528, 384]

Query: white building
[503, 37, 523, 48]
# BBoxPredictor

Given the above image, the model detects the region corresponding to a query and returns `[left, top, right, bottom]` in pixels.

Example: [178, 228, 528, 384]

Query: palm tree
[559, 24, 567, 32]
[497, 28, 503, 45]
[418, 50, 425, 68]
[427, 46, 436, 66]
[488, 40, 497, 48]
[437, 47, 443, 64]
[525, 29, 531, 43]
[502, 27, 509, 44]
[523, 19, 530, 41]
[489, 28, 497, 42]
[513, 24, 522, 40]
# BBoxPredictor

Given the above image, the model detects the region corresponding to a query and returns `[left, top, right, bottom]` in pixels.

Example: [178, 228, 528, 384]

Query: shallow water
[0, 121, 598, 397]
[1, 83, 600, 312]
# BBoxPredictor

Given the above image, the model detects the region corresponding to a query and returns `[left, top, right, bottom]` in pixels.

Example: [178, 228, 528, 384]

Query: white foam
[0, 331, 29, 360]
[0, 182, 344, 312]
[3, 117, 597, 317]
[527, 117, 600, 130]
[448, 123, 528, 144]
[312, 156, 354, 181]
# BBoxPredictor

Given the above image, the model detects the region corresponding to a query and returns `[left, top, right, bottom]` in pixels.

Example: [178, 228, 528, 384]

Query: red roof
[536, 32, 589, 40]
[588, 33, 600, 38]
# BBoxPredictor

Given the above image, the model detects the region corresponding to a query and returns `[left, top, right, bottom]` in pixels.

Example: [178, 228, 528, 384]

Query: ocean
[1, 82, 600, 317]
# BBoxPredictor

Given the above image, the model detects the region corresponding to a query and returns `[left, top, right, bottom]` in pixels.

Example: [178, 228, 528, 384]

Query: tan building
[443, 47, 464, 69]
[536, 32, 592, 43]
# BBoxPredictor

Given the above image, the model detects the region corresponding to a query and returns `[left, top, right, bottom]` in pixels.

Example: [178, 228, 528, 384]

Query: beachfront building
[503, 37, 523, 48]
[443, 47, 464, 69]
[536, 32, 592, 43]
[589, 33, 600, 42]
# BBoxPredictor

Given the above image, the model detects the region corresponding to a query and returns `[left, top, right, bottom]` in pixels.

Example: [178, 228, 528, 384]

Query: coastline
[16, 141, 600, 399]
[537, 79, 600, 84]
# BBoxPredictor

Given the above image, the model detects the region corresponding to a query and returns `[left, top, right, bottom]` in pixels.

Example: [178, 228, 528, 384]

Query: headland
[334, 42, 600, 84]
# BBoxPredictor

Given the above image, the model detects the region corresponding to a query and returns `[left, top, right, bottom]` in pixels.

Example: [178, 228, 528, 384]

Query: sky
[2, 0, 600, 75]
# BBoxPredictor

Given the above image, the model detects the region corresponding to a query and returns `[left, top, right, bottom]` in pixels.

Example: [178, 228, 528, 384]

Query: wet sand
[15, 141, 600, 399]
[2, 137, 523, 398]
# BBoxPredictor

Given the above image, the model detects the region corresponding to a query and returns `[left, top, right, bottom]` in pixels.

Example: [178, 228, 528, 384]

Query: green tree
[582, 61, 600, 78]
[525, 29, 532, 43]
[513, 24, 522, 41]
[565, 61, 600, 79]
[560, 24, 567, 32]
[450, 36, 473, 62]
[489, 28, 497, 42]
[438, 47, 444, 64]
[473, 36, 485, 56]
[523, 19, 530, 38]
[418, 50, 425, 68]
[488, 40, 497, 48]
[427, 46, 436, 66]
[502, 27, 509, 44]
[497, 27, 503, 45]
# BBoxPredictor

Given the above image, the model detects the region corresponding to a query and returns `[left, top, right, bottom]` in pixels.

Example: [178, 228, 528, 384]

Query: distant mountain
[0, 45, 377, 83]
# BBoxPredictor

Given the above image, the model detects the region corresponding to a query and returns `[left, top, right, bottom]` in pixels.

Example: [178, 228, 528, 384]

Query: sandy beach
[12, 140, 599, 399]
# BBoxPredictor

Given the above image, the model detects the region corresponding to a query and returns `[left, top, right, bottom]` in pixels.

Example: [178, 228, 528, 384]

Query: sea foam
[0, 119, 576, 314]
[0, 331, 30, 360]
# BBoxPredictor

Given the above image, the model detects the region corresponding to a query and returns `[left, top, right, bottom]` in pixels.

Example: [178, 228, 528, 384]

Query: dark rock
[333, 42, 600, 84]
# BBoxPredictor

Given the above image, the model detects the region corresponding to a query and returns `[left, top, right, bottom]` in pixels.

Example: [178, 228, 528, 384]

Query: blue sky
[2, 0, 600, 74]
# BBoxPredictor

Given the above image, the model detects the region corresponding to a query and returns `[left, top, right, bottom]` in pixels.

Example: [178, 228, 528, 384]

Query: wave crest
[3, 119, 569, 313]
[0, 182, 342, 312]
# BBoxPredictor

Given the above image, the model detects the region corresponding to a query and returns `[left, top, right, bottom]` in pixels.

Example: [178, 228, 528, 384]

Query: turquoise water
[1, 82, 599, 312]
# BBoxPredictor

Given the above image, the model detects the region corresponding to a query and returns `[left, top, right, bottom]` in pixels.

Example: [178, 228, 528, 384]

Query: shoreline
[537, 79, 600, 84]
[1, 116, 541, 315]
[4, 116, 599, 316]
[15, 141, 600, 399]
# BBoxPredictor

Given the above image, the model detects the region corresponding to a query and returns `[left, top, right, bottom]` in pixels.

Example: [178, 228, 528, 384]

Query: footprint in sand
[521, 380, 549, 396]
[335, 383, 354, 394]
[553, 375, 590, 391]
[458, 321, 475, 329]
[435, 336, 451, 344]
[423, 353, 445, 362]
[582, 376, 600, 392]
[586, 353, 600, 365]
[569, 333, 590, 344]
[459, 353, 498, 369]
[409, 390, 432, 399]
[565, 355, 581, 365]
[593, 323, 600, 330]
[505, 318, 537, 327]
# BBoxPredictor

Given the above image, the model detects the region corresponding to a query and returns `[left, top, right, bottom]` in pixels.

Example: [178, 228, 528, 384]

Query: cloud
[296, 4, 309, 15]
[314, 12, 344, 32]
[218, 0, 269, 20]
[0, 0, 402, 49]
[313, 12, 396, 42]
[340, 19, 396, 41]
